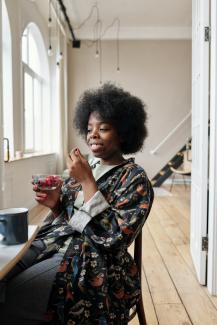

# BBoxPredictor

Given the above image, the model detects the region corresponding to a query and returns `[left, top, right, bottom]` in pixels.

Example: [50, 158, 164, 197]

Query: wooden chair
[128, 231, 147, 325]
[170, 150, 192, 192]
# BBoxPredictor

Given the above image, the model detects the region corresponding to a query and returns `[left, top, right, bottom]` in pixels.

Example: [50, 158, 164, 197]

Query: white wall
[5, 0, 49, 152]
[67, 40, 191, 179]
[1, 0, 57, 209]
[3, 154, 56, 209]
[0, 2, 3, 208]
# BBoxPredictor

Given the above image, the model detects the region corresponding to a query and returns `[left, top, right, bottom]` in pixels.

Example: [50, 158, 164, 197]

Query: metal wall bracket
[205, 26, 210, 42]
[202, 236, 208, 251]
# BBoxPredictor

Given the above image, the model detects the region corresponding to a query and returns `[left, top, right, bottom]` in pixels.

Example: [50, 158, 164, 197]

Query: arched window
[2, 0, 13, 159]
[22, 23, 49, 153]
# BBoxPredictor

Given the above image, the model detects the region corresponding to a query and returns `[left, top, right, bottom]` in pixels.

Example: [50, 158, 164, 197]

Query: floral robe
[35, 158, 154, 325]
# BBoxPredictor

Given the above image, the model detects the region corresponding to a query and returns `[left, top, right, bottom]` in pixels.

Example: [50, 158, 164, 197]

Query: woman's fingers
[67, 147, 91, 183]
[33, 184, 38, 192]
[35, 192, 48, 202]
[69, 148, 80, 160]
[67, 149, 82, 170]
[70, 147, 87, 161]
[75, 148, 86, 161]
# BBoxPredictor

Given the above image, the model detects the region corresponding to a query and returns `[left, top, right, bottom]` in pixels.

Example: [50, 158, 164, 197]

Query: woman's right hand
[33, 184, 62, 214]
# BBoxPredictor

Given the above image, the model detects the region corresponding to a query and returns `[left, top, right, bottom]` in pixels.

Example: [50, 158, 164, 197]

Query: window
[22, 23, 49, 153]
[2, 0, 13, 159]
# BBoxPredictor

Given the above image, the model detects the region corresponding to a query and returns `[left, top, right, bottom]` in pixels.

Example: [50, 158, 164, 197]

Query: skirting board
[164, 178, 191, 185]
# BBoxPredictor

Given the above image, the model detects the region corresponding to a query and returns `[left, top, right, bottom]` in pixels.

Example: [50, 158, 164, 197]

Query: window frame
[21, 22, 49, 155]
[2, 0, 13, 159]
[22, 62, 44, 153]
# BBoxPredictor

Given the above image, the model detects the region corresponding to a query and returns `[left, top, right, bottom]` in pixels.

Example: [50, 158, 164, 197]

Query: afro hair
[73, 83, 148, 154]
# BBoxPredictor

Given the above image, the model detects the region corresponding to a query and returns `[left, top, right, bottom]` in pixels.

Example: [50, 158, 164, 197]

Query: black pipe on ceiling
[57, 0, 80, 48]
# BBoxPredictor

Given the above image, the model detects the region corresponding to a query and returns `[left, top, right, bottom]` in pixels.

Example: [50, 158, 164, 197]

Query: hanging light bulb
[58, 51, 63, 61]
[47, 0, 53, 57]
[116, 19, 121, 74]
[95, 50, 99, 58]
[48, 45, 53, 56]
[56, 2, 62, 66]
[48, 17, 52, 28]
[48, 0, 52, 28]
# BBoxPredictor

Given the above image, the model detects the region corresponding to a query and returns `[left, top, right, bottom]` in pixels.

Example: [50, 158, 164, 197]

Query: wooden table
[0, 225, 39, 280]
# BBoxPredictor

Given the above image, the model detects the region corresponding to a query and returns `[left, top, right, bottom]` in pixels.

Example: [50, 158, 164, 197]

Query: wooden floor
[130, 185, 217, 325]
[29, 185, 217, 325]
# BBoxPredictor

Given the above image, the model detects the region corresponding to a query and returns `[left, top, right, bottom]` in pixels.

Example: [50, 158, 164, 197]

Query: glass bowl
[32, 174, 63, 190]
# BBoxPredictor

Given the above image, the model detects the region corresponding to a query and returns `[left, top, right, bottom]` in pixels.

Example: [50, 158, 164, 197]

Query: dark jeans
[0, 239, 45, 302]
[0, 240, 62, 325]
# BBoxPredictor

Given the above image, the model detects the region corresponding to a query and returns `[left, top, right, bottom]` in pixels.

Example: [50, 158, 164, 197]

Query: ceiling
[35, 0, 192, 40]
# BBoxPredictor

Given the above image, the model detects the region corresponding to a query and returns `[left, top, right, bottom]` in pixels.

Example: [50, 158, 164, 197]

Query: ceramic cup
[0, 208, 28, 245]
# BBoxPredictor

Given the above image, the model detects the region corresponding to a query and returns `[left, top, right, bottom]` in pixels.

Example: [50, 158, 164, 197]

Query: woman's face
[86, 112, 123, 165]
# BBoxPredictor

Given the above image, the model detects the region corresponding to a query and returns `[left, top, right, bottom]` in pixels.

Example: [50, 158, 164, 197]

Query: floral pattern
[36, 158, 154, 324]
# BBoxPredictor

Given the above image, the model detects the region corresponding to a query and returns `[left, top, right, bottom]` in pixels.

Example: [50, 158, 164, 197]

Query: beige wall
[68, 40, 191, 179]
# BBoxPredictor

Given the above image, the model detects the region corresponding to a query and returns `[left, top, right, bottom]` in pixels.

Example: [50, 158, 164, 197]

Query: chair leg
[182, 175, 187, 189]
[137, 296, 147, 325]
[170, 173, 176, 192]
[133, 232, 147, 325]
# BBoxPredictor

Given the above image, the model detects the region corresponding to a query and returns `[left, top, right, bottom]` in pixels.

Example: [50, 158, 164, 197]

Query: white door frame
[207, 0, 217, 295]
[190, 0, 210, 285]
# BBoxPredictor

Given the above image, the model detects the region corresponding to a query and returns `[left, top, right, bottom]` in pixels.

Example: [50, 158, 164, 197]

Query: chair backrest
[183, 150, 192, 172]
[134, 231, 142, 278]
[132, 231, 147, 324]
[129, 187, 154, 324]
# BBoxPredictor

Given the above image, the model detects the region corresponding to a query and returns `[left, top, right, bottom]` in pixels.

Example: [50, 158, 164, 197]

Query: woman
[0, 83, 154, 324]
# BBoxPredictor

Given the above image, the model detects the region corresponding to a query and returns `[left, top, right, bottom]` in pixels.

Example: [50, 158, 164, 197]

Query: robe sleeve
[82, 169, 154, 251]
[68, 191, 110, 232]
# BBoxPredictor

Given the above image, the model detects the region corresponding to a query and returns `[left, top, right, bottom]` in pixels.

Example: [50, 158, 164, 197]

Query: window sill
[5, 152, 56, 163]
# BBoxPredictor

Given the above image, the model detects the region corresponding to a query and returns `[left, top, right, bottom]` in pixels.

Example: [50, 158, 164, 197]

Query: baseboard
[164, 178, 191, 185]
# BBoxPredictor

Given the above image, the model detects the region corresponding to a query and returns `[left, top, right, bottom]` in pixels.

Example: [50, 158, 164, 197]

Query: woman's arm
[70, 167, 154, 251]
[33, 148, 96, 221]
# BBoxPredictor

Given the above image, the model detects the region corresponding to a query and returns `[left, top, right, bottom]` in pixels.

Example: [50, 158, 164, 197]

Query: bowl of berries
[32, 174, 63, 190]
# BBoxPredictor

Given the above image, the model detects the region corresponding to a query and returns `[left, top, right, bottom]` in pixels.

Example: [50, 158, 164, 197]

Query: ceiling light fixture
[74, 3, 121, 82]
[54, 2, 121, 81]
